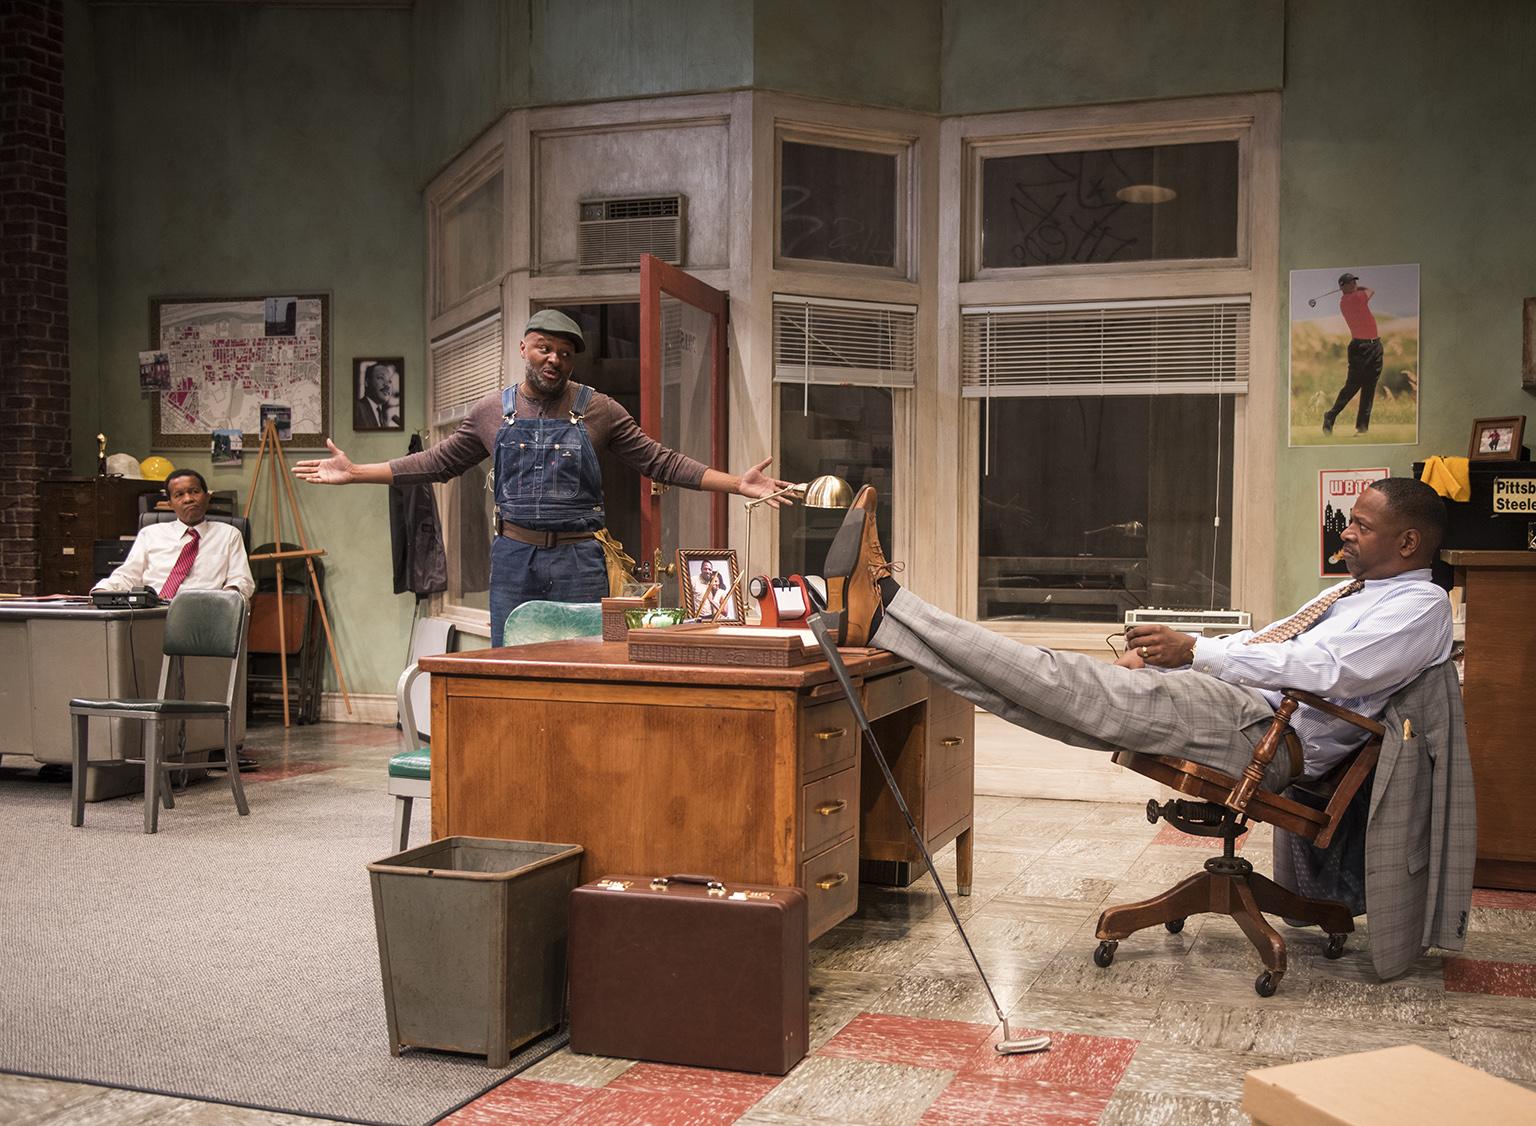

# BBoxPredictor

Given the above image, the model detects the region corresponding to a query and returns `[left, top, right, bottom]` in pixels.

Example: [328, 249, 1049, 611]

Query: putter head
[1307, 298, 1317, 307]
[995, 1018, 1051, 1055]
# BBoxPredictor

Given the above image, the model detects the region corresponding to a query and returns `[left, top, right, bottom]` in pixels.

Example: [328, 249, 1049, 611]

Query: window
[776, 130, 910, 275]
[978, 140, 1239, 271]
[428, 315, 503, 617]
[771, 294, 913, 579]
[961, 99, 1274, 628]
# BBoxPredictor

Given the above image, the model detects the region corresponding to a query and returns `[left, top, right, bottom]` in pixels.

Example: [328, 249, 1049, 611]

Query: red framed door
[639, 254, 728, 593]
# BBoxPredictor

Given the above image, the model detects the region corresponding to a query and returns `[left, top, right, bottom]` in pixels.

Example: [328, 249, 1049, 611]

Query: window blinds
[772, 295, 916, 388]
[961, 297, 1249, 397]
[429, 313, 502, 428]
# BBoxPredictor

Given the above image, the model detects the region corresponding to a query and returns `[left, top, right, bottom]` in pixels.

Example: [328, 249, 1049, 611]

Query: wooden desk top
[419, 638, 904, 690]
[1441, 550, 1536, 568]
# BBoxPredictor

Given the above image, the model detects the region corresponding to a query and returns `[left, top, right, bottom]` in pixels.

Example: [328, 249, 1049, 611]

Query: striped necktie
[159, 527, 201, 600]
[1246, 579, 1364, 645]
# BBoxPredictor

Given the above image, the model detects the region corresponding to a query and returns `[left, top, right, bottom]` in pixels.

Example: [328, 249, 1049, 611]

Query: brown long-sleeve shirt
[388, 383, 709, 490]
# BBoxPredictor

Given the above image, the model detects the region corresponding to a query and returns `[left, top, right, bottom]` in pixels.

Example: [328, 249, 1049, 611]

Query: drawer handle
[814, 727, 847, 742]
[815, 872, 848, 891]
[58, 511, 78, 519]
[815, 799, 847, 817]
[940, 736, 965, 747]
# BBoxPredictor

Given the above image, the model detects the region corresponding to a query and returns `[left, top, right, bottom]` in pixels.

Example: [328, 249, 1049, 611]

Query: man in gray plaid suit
[825, 476, 1473, 978]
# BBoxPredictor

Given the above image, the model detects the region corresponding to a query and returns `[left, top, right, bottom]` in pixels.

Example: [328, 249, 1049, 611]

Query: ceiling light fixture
[1115, 184, 1177, 205]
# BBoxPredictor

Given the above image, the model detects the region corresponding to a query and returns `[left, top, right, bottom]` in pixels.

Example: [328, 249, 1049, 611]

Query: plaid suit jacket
[1274, 661, 1475, 980]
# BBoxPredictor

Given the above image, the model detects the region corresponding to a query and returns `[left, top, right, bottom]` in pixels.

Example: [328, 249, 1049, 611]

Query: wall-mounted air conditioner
[576, 195, 685, 272]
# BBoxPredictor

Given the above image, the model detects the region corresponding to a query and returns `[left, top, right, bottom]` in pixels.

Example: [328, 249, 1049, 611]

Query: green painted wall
[527, 0, 753, 106]
[940, 0, 1284, 114]
[754, 0, 941, 111]
[72, 3, 422, 696]
[1272, 0, 1536, 612]
[413, 0, 529, 182]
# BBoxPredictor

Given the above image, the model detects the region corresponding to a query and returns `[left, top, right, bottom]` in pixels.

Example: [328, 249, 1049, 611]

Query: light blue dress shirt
[1189, 569, 1453, 776]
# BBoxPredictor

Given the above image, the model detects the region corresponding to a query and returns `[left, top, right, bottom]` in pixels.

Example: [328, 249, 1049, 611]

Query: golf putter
[807, 612, 1050, 1056]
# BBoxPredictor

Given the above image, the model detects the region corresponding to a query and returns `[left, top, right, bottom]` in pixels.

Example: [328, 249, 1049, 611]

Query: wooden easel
[243, 419, 351, 726]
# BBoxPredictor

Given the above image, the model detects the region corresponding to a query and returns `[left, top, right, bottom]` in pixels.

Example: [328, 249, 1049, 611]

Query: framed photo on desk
[677, 549, 743, 623]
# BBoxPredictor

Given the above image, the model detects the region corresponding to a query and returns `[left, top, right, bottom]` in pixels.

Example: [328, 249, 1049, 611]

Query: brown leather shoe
[823, 486, 896, 646]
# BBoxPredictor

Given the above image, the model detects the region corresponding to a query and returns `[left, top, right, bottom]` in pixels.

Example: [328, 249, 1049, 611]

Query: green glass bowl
[625, 607, 687, 629]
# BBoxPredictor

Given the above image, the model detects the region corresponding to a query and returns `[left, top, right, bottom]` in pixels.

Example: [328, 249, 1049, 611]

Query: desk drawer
[800, 835, 858, 940]
[926, 708, 974, 786]
[800, 766, 857, 858]
[799, 698, 856, 778]
[862, 669, 926, 720]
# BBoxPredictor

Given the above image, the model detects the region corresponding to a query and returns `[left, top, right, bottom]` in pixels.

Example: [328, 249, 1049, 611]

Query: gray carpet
[0, 765, 560, 1126]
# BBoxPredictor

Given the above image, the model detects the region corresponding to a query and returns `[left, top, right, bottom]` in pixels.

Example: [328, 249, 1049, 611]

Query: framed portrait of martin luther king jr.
[353, 357, 404, 432]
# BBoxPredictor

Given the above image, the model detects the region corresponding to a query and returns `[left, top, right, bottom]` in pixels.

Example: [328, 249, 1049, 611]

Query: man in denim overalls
[295, 310, 792, 645]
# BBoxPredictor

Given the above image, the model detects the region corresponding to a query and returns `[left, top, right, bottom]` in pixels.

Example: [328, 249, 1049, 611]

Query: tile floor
[4, 718, 1535, 1126]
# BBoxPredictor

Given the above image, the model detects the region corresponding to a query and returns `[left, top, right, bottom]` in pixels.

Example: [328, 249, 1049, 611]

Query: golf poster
[1288, 263, 1420, 447]
[1319, 467, 1389, 578]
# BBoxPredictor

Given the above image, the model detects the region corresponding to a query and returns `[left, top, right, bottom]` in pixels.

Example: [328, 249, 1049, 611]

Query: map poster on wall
[1319, 467, 1389, 578]
[150, 294, 331, 449]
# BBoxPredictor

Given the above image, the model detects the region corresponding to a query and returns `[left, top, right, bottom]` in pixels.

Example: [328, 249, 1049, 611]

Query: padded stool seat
[388, 747, 430, 781]
[69, 697, 229, 716]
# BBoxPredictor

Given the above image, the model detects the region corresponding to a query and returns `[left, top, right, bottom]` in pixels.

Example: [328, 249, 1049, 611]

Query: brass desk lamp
[739, 474, 853, 616]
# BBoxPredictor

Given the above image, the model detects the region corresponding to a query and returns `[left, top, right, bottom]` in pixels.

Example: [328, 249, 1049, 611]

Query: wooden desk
[1444, 549, 1536, 890]
[420, 640, 975, 939]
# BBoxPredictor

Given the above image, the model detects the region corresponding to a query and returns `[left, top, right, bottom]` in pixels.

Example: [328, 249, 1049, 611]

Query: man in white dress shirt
[827, 477, 1450, 787]
[93, 469, 255, 601]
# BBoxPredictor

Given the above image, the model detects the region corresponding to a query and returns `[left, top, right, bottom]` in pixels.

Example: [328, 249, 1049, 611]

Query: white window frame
[948, 94, 1281, 646]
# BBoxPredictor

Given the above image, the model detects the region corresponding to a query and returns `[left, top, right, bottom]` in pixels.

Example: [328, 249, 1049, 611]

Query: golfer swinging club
[1321, 272, 1381, 436]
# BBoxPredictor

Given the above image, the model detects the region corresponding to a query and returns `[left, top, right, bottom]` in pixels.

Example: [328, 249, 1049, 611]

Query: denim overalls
[488, 383, 608, 645]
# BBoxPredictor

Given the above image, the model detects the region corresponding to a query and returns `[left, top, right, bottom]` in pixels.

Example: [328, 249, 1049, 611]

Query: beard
[524, 360, 569, 400]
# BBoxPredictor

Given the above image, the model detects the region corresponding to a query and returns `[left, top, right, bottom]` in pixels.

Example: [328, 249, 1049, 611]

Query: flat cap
[523, 309, 585, 352]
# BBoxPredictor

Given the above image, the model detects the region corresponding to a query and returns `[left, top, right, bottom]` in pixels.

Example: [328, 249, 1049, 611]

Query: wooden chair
[1094, 690, 1384, 996]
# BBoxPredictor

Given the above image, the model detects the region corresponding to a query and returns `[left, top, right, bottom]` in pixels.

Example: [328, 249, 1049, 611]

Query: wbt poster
[1319, 468, 1389, 578]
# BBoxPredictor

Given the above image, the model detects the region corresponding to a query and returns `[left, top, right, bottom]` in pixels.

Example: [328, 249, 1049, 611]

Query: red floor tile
[552, 1087, 760, 1126]
[1472, 888, 1536, 911]
[1443, 957, 1536, 999]
[605, 1061, 781, 1103]
[920, 1075, 1112, 1126]
[817, 1012, 996, 1071]
[958, 1027, 1139, 1094]
[1153, 823, 1247, 850]
[441, 1078, 595, 1125]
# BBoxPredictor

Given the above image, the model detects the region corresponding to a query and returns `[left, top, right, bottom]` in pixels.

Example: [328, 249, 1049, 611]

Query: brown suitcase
[568, 874, 809, 1075]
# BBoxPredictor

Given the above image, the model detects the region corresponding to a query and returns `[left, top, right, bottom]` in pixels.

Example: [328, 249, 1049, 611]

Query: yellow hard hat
[139, 455, 176, 481]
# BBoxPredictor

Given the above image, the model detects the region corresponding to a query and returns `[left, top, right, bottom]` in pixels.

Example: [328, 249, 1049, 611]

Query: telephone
[91, 585, 161, 609]
[748, 574, 827, 628]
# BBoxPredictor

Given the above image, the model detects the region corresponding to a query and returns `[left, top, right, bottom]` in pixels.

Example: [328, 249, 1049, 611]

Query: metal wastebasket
[368, 836, 584, 1066]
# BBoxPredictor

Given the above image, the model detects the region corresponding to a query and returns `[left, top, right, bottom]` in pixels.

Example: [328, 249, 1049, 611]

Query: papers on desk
[711, 626, 818, 647]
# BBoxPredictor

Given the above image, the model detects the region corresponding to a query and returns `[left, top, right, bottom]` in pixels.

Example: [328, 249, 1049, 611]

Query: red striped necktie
[159, 526, 201, 600]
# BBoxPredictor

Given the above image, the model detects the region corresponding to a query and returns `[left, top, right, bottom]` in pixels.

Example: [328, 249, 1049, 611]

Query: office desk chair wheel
[1165, 918, 1186, 934]
[1255, 970, 1281, 997]
[1325, 933, 1348, 959]
[1093, 940, 1118, 968]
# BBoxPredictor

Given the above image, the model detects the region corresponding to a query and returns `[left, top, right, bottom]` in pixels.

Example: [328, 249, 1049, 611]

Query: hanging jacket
[389, 433, 449, 597]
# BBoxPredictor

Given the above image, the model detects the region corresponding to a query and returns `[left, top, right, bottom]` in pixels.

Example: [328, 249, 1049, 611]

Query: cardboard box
[1243, 1045, 1536, 1125]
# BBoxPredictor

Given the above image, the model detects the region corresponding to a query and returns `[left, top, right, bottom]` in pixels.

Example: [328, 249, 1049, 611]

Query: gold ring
[1139, 647, 1149, 658]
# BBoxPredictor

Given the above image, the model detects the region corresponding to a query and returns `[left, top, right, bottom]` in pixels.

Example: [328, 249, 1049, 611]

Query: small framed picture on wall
[353, 357, 404, 431]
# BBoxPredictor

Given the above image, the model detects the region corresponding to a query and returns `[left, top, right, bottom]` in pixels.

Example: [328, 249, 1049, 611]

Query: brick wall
[0, 0, 69, 594]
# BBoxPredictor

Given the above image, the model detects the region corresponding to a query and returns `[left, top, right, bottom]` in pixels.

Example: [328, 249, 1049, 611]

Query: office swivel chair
[1093, 686, 1391, 996]
[69, 589, 250, 834]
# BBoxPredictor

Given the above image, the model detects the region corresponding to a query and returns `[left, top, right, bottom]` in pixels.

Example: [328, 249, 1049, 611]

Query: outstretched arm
[292, 439, 394, 486]
[699, 458, 796, 508]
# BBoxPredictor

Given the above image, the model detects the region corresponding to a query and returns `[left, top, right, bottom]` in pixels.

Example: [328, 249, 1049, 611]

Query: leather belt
[1283, 731, 1304, 781]
[498, 520, 598, 549]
